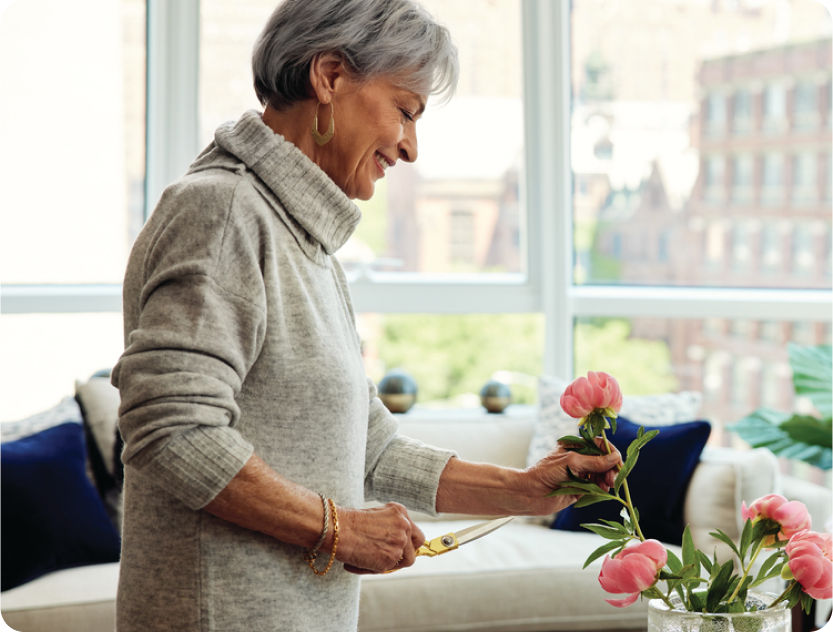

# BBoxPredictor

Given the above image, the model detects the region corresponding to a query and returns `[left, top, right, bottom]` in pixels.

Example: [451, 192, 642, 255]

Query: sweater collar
[213, 110, 361, 256]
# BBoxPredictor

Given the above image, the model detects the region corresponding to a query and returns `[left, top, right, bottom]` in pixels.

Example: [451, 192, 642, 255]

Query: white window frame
[2, 0, 830, 384]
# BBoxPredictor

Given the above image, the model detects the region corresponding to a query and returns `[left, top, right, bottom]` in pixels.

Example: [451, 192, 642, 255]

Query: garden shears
[414, 516, 514, 560]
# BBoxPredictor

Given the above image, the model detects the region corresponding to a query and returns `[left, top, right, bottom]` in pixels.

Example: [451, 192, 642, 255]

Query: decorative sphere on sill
[378, 369, 418, 413]
[480, 380, 511, 413]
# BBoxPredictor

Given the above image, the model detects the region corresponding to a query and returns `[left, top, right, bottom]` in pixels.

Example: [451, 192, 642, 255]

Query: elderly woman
[111, 0, 620, 630]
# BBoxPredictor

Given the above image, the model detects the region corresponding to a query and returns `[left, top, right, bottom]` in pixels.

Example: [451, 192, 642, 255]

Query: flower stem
[601, 429, 646, 542]
[726, 540, 764, 604]
[766, 580, 794, 609]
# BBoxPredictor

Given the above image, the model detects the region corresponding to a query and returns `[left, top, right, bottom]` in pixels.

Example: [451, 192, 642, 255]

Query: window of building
[792, 152, 818, 204]
[762, 83, 786, 132]
[793, 80, 819, 130]
[704, 155, 726, 203]
[731, 222, 753, 271]
[449, 209, 476, 266]
[706, 92, 727, 135]
[761, 153, 784, 206]
[732, 89, 753, 134]
[760, 223, 783, 271]
[731, 154, 754, 204]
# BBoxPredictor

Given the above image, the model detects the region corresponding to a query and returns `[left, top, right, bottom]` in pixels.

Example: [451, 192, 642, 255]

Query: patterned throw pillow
[526, 375, 703, 467]
[0, 397, 82, 443]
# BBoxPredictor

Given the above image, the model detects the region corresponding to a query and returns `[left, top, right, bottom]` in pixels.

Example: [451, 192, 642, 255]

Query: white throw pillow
[526, 375, 703, 467]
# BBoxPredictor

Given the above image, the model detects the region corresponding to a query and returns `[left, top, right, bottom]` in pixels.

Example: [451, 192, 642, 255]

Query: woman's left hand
[435, 438, 622, 518]
[520, 438, 622, 515]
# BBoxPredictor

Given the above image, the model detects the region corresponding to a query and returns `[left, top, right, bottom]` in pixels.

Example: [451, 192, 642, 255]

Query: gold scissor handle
[416, 532, 459, 557]
[383, 531, 460, 572]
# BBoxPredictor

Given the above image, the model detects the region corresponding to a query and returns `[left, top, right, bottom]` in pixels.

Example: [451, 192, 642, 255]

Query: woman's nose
[398, 127, 418, 163]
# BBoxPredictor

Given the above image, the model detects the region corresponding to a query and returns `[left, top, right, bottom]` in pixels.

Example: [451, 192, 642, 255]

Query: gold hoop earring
[312, 101, 334, 146]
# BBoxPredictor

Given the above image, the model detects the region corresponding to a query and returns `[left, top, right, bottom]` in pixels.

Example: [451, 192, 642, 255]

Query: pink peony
[786, 530, 833, 600]
[598, 539, 667, 607]
[741, 494, 811, 543]
[560, 371, 623, 420]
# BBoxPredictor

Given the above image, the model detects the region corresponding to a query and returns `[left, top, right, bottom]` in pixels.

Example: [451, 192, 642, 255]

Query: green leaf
[710, 528, 741, 560]
[665, 549, 682, 574]
[728, 344, 832, 470]
[689, 590, 706, 612]
[729, 410, 833, 469]
[750, 551, 786, 587]
[573, 493, 617, 508]
[739, 519, 753, 559]
[682, 525, 697, 569]
[799, 590, 814, 615]
[696, 550, 713, 574]
[581, 522, 630, 540]
[781, 415, 833, 450]
[628, 429, 660, 454]
[706, 560, 735, 612]
[614, 451, 638, 494]
[582, 539, 625, 568]
[549, 475, 609, 497]
[789, 343, 832, 418]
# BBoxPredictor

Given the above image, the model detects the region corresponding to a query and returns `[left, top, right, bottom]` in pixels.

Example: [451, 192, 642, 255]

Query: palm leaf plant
[729, 343, 832, 470]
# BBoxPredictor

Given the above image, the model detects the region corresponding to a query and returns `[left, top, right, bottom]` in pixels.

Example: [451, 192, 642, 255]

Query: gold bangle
[305, 498, 339, 576]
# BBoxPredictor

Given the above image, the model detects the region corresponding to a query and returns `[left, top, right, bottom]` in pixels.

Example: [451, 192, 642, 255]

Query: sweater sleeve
[363, 379, 456, 515]
[112, 180, 267, 510]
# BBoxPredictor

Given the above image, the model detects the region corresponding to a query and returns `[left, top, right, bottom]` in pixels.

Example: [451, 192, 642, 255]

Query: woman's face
[317, 76, 425, 201]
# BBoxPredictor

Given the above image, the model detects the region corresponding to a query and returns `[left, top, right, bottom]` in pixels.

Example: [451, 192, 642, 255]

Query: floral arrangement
[552, 371, 833, 615]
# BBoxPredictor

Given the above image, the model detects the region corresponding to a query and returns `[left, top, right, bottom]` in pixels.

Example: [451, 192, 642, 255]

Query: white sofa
[3, 401, 830, 632]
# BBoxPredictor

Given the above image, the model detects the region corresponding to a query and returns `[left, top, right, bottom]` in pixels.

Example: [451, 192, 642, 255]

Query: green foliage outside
[375, 314, 544, 406]
[574, 318, 678, 396]
[374, 314, 677, 406]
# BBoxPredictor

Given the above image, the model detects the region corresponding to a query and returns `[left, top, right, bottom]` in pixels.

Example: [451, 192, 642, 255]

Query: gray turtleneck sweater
[111, 110, 454, 632]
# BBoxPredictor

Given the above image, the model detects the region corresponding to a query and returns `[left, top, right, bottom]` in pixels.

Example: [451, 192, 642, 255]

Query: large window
[1, 0, 145, 420]
[2, 0, 830, 466]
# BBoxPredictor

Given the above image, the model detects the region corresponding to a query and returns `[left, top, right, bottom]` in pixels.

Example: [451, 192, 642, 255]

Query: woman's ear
[308, 52, 348, 103]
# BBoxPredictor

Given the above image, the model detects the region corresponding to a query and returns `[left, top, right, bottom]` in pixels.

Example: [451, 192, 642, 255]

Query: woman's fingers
[337, 502, 423, 574]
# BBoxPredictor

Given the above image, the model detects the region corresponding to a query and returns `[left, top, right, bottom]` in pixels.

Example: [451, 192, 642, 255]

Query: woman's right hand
[334, 502, 424, 574]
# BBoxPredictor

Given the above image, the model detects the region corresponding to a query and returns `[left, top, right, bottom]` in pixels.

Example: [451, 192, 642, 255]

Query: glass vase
[647, 593, 791, 632]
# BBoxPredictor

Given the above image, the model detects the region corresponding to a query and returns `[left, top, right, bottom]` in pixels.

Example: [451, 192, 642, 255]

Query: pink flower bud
[786, 529, 833, 600]
[741, 494, 812, 543]
[598, 539, 667, 607]
[560, 371, 623, 420]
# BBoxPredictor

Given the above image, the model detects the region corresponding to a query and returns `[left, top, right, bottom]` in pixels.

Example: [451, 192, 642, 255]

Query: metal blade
[453, 516, 514, 547]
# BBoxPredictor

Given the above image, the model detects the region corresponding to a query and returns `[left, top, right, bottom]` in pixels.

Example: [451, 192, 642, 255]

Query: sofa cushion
[0, 562, 118, 632]
[551, 417, 710, 545]
[360, 520, 669, 631]
[528, 375, 702, 467]
[1, 422, 121, 590]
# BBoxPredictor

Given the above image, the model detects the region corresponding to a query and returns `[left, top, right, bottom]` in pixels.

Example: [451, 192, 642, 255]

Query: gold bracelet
[305, 498, 339, 576]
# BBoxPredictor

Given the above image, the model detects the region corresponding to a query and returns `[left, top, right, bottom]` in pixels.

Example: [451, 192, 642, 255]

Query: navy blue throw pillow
[551, 416, 711, 545]
[1, 422, 121, 591]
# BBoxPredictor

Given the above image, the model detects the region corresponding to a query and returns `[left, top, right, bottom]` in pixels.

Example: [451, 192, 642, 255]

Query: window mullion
[145, 0, 201, 218]
[522, 0, 573, 379]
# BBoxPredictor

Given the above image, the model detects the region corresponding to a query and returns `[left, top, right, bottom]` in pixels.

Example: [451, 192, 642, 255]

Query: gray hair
[252, 0, 458, 109]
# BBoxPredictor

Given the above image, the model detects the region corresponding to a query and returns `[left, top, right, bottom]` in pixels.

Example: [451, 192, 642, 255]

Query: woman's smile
[374, 151, 395, 177]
